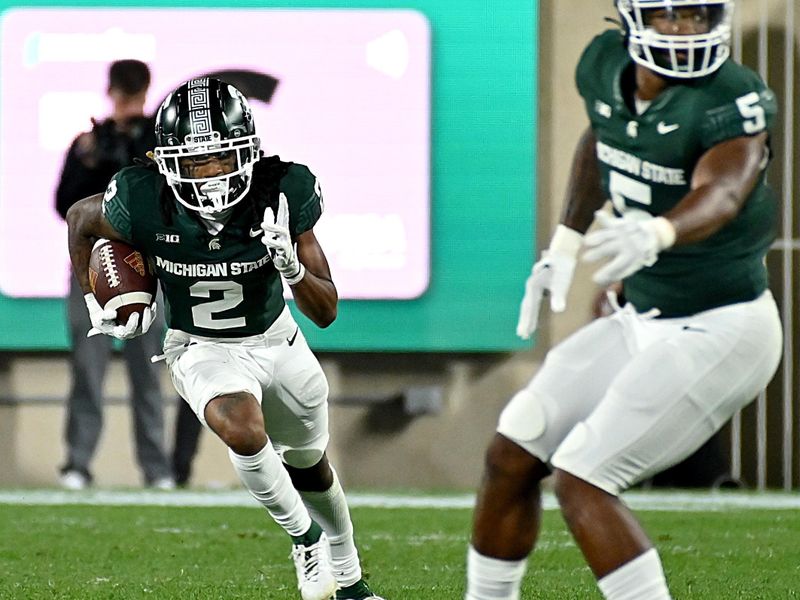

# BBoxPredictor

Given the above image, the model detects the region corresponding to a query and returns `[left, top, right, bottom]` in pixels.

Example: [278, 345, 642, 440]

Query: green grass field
[1, 492, 798, 599]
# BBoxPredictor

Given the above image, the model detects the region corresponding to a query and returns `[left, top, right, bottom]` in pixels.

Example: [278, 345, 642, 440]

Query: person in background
[55, 59, 175, 491]
[172, 397, 203, 487]
[466, 1, 781, 598]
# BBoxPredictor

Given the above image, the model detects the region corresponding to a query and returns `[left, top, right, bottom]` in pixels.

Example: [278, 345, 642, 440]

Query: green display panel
[0, 0, 536, 351]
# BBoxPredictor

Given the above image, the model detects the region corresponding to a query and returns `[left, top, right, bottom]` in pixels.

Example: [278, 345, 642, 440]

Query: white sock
[298, 466, 362, 587]
[598, 548, 672, 600]
[228, 441, 312, 538]
[465, 545, 527, 600]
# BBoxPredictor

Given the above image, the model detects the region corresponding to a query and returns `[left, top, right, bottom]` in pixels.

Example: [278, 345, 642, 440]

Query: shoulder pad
[576, 29, 627, 99]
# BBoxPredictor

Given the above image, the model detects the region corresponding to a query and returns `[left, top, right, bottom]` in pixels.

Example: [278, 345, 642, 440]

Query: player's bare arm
[664, 132, 769, 245]
[561, 127, 608, 233]
[259, 192, 337, 328]
[65, 192, 129, 293]
[292, 229, 338, 328]
[583, 129, 770, 288]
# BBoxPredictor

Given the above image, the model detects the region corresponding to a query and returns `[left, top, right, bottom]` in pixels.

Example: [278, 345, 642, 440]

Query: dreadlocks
[246, 154, 293, 229]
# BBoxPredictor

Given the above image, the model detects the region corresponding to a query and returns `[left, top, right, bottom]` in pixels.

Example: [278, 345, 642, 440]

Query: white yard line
[0, 489, 798, 511]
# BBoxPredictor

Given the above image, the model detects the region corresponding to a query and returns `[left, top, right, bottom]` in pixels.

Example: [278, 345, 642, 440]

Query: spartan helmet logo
[208, 238, 221, 251]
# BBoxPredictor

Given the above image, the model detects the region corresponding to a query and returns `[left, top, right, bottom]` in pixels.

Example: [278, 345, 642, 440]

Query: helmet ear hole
[153, 77, 260, 213]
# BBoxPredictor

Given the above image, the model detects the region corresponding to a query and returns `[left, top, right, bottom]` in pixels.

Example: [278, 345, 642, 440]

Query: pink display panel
[0, 8, 430, 299]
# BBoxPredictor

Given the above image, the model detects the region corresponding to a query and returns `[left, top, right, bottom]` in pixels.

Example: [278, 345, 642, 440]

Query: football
[88, 238, 157, 325]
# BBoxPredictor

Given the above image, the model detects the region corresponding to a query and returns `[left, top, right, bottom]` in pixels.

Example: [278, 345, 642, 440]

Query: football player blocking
[66, 78, 382, 600]
[466, 2, 782, 600]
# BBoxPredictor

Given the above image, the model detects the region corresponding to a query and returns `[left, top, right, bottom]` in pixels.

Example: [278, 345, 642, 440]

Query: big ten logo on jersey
[156, 232, 180, 244]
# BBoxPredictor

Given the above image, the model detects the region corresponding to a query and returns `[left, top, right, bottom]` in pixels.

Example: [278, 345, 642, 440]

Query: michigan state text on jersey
[102, 157, 322, 337]
[577, 29, 777, 317]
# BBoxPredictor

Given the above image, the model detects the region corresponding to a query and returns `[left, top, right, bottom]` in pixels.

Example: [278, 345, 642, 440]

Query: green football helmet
[153, 77, 261, 214]
[617, 0, 733, 79]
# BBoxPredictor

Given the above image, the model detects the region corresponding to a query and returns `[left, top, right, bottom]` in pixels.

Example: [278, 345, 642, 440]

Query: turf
[1, 503, 798, 599]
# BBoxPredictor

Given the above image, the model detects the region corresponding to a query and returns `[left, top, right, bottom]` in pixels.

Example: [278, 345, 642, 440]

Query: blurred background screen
[0, 1, 536, 352]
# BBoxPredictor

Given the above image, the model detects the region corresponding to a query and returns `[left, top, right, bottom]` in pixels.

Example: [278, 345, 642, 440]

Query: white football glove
[85, 293, 157, 340]
[583, 211, 676, 287]
[138, 302, 158, 336]
[516, 225, 583, 340]
[260, 193, 306, 285]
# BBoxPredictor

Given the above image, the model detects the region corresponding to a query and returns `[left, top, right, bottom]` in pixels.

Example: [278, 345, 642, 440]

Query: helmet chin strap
[199, 205, 235, 223]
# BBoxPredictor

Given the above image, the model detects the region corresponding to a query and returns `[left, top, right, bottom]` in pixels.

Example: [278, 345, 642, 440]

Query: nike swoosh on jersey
[657, 121, 680, 134]
[287, 327, 299, 346]
[249, 227, 263, 238]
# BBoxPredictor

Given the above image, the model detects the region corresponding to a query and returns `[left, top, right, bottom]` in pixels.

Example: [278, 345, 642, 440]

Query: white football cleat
[291, 532, 338, 600]
[59, 470, 89, 490]
[334, 579, 384, 600]
[148, 477, 177, 490]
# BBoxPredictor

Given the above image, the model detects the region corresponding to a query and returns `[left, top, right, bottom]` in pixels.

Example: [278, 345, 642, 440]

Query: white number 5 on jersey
[735, 92, 766, 134]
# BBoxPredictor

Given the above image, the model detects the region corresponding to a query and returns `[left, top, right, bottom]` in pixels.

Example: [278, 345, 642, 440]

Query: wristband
[549, 224, 584, 257]
[84, 292, 100, 310]
[648, 217, 677, 250]
[283, 263, 306, 286]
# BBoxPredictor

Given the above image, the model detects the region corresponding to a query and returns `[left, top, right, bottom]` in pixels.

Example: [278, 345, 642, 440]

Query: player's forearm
[661, 184, 741, 245]
[290, 273, 338, 328]
[663, 133, 767, 246]
[66, 198, 101, 293]
[560, 127, 607, 234]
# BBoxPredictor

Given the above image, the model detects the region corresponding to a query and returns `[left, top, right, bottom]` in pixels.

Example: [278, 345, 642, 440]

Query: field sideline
[1, 490, 798, 599]
[1, 488, 800, 510]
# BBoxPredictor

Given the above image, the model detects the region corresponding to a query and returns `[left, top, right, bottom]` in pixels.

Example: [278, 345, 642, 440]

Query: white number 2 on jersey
[101, 180, 118, 215]
[190, 281, 246, 329]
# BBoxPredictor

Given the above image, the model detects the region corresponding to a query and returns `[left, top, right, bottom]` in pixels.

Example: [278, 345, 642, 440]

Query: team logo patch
[594, 100, 612, 118]
[208, 238, 221, 251]
[124, 251, 147, 277]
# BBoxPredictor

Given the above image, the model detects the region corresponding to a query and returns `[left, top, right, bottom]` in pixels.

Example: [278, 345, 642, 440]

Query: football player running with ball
[66, 77, 383, 600]
[466, 2, 781, 599]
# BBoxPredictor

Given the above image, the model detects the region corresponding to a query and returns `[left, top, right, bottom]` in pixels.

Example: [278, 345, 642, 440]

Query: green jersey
[577, 30, 778, 317]
[102, 156, 323, 336]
